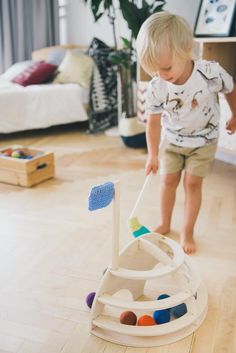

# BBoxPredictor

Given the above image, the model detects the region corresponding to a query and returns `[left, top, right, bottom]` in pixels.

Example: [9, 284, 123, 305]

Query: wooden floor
[0, 123, 235, 353]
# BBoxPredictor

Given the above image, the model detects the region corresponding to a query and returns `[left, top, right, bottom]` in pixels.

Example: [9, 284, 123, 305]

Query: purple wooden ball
[86, 292, 96, 308]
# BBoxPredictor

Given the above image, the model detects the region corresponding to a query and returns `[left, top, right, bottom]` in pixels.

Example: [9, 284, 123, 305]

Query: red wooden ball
[119, 311, 137, 325]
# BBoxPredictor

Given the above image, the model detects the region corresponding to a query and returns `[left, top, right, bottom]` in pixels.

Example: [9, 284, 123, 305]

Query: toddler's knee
[184, 179, 201, 191]
[162, 175, 179, 189]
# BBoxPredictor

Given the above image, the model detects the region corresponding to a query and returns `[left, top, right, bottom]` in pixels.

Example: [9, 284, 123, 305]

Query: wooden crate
[0, 145, 55, 187]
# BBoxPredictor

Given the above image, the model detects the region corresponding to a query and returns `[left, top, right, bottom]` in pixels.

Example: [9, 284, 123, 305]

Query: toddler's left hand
[226, 116, 236, 135]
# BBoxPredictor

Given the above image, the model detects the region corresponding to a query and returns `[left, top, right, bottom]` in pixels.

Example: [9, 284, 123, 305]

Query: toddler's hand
[226, 116, 236, 135]
[145, 156, 159, 175]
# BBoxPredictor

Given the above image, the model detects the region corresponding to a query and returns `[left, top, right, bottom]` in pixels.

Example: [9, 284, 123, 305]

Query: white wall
[67, 0, 130, 47]
[164, 0, 201, 30]
[67, 0, 201, 46]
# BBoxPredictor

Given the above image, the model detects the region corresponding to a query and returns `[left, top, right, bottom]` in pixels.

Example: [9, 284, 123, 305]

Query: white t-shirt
[145, 60, 234, 147]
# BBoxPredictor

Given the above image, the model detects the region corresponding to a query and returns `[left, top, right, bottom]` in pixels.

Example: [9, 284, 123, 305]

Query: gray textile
[0, 0, 59, 73]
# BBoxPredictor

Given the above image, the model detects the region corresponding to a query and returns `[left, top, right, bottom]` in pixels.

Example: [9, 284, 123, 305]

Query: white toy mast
[112, 181, 120, 270]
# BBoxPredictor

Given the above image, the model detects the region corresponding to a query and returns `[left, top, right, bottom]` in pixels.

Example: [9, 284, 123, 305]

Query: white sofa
[0, 45, 89, 133]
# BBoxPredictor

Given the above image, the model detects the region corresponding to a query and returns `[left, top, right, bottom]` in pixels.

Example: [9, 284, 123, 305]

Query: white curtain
[0, 0, 60, 73]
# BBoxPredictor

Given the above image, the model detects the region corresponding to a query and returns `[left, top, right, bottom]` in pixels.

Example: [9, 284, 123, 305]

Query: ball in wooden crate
[11, 150, 21, 158]
[120, 311, 137, 325]
[2, 148, 13, 157]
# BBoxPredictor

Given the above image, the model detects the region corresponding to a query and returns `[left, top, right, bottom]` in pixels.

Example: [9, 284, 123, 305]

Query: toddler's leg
[181, 172, 203, 254]
[154, 172, 181, 234]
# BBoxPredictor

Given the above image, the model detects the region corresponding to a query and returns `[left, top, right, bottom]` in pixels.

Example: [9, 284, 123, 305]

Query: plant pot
[119, 114, 146, 148]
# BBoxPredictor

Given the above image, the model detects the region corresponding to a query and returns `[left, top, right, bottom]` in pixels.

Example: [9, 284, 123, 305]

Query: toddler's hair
[136, 12, 194, 76]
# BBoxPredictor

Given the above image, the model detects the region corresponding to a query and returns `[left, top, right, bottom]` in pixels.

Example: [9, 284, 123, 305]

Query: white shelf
[194, 36, 236, 43]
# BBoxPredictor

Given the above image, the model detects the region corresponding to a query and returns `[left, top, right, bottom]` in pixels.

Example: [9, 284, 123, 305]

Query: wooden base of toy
[90, 233, 208, 347]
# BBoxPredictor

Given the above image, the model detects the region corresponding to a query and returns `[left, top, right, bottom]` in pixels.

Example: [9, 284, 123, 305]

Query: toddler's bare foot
[181, 233, 196, 254]
[153, 225, 170, 235]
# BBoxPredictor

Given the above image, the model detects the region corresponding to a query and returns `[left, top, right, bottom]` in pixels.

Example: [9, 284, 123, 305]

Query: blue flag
[88, 182, 114, 211]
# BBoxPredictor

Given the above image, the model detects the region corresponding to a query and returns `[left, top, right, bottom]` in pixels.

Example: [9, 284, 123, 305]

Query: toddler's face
[155, 51, 190, 84]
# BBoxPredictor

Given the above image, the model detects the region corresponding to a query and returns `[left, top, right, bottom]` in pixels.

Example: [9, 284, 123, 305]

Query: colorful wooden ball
[120, 311, 137, 325]
[171, 303, 187, 318]
[86, 292, 96, 308]
[157, 293, 171, 311]
[137, 314, 156, 326]
[21, 147, 30, 155]
[153, 309, 171, 324]
[11, 150, 21, 158]
[18, 150, 27, 159]
[157, 293, 170, 300]
[2, 148, 13, 157]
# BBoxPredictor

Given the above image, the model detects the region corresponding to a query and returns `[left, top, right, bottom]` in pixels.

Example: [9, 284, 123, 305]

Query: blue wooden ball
[171, 303, 187, 318]
[157, 294, 170, 311]
[157, 294, 170, 300]
[153, 309, 170, 324]
[86, 292, 96, 308]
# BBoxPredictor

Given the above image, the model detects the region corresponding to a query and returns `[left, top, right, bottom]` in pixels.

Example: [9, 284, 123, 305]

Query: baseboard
[215, 147, 236, 165]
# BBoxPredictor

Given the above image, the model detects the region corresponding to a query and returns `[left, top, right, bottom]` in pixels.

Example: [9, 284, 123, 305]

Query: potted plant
[84, 0, 166, 147]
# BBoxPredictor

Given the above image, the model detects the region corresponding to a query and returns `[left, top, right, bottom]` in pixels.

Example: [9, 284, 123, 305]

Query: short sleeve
[145, 78, 164, 116]
[197, 61, 234, 94]
[218, 64, 234, 94]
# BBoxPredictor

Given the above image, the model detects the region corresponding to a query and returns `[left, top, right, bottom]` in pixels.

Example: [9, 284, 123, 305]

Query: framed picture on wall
[194, 0, 236, 37]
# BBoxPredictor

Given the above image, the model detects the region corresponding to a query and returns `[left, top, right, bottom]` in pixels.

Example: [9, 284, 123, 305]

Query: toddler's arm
[225, 83, 236, 134]
[145, 114, 162, 175]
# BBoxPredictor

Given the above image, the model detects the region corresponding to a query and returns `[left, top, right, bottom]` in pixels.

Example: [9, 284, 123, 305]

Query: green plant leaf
[152, 3, 166, 13]
[119, 0, 165, 38]
[109, 50, 131, 69]
[121, 37, 132, 49]
[104, 0, 113, 10]
[119, 0, 141, 38]
[83, 0, 104, 21]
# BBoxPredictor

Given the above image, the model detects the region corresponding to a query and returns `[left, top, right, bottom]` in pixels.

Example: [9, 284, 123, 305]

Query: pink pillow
[12, 61, 57, 86]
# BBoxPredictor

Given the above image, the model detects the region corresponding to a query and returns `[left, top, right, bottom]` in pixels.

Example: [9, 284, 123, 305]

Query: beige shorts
[159, 139, 217, 177]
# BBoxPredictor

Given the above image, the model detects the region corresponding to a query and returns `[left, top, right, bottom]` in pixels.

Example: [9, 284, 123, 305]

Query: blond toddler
[136, 12, 236, 254]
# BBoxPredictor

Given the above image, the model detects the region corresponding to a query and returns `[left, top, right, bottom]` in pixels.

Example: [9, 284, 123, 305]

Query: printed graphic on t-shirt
[145, 60, 233, 147]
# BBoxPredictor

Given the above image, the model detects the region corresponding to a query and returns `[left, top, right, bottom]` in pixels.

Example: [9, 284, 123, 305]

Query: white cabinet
[194, 37, 236, 164]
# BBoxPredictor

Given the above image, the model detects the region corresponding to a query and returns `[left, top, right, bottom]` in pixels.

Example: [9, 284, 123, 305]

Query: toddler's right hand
[145, 156, 159, 175]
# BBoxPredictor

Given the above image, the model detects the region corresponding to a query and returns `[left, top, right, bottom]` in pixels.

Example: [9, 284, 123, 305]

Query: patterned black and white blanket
[87, 38, 118, 133]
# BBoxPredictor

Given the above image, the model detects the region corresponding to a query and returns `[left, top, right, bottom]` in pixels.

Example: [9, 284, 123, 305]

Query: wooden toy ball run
[86, 181, 208, 347]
